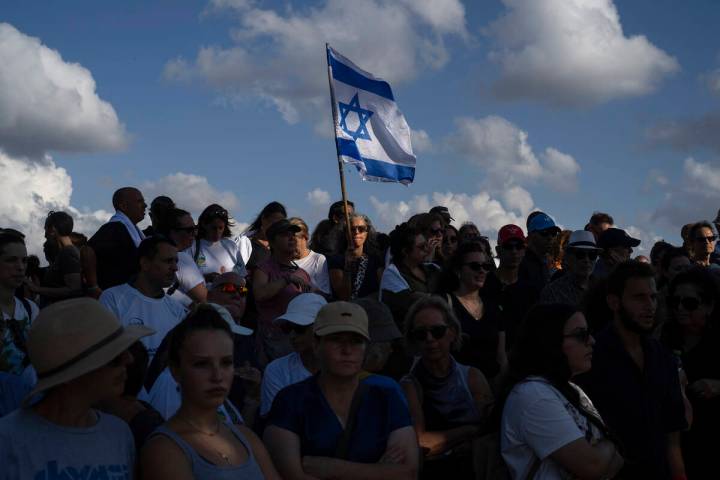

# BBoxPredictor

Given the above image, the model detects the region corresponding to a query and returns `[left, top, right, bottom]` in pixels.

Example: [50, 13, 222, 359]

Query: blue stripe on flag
[337, 138, 415, 183]
[328, 51, 395, 101]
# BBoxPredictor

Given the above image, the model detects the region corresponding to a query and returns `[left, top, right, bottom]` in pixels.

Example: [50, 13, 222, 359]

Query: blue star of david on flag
[327, 45, 416, 185]
[338, 94, 374, 141]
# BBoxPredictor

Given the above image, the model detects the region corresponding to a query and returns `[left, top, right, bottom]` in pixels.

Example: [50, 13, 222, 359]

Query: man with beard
[575, 261, 687, 480]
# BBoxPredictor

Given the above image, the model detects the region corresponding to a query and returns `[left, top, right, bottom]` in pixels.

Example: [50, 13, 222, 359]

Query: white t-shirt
[1, 297, 39, 376]
[187, 238, 248, 283]
[259, 352, 312, 416]
[99, 284, 187, 359]
[234, 235, 254, 266]
[167, 251, 205, 307]
[501, 378, 604, 480]
[295, 251, 331, 294]
[139, 368, 243, 423]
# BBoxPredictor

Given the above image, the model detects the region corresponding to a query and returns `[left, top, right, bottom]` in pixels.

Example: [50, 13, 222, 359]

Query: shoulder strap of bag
[526, 456, 541, 479]
[334, 382, 370, 460]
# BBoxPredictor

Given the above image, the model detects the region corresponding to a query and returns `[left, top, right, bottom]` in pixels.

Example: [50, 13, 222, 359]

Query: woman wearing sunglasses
[328, 213, 384, 300]
[445, 241, 507, 381]
[159, 208, 207, 306]
[660, 267, 720, 478]
[401, 296, 493, 478]
[500, 303, 624, 480]
[190, 204, 247, 287]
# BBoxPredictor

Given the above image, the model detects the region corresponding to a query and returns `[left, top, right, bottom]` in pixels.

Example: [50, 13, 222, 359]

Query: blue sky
[2, 0, 720, 256]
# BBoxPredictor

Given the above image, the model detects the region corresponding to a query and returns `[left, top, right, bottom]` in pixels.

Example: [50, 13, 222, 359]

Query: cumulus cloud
[369, 189, 532, 245]
[164, 0, 467, 123]
[306, 188, 331, 208]
[0, 152, 112, 258]
[646, 111, 720, 154]
[702, 68, 720, 96]
[411, 129, 433, 153]
[141, 173, 240, 215]
[0, 23, 127, 159]
[485, 0, 679, 106]
[650, 157, 720, 230]
[625, 225, 662, 254]
[445, 116, 580, 191]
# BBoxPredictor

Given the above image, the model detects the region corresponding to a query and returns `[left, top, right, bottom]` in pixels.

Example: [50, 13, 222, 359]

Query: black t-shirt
[43, 245, 81, 288]
[448, 292, 504, 379]
[481, 272, 537, 351]
[328, 254, 382, 299]
[575, 325, 687, 479]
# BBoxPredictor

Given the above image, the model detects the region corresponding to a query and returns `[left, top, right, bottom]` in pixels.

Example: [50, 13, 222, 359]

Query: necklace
[176, 415, 232, 464]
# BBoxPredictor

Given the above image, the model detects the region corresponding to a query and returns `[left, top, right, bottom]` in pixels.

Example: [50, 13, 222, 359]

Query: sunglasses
[563, 328, 592, 344]
[443, 236, 458, 245]
[428, 228, 443, 237]
[463, 261, 493, 272]
[350, 225, 368, 233]
[669, 296, 703, 312]
[220, 283, 248, 296]
[695, 235, 718, 243]
[501, 242, 525, 251]
[209, 209, 228, 218]
[173, 226, 198, 233]
[280, 323, 310, 335]
[570, 249, 599, 261]
[410, 325, 448, 342]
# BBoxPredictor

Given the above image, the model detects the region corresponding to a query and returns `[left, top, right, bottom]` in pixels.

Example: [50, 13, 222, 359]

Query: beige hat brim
[314, 324, 370, 341]
[23, 324, 154, 406]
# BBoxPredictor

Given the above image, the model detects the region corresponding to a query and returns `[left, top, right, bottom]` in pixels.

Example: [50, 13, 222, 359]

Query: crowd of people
[0, 185, 719, 479]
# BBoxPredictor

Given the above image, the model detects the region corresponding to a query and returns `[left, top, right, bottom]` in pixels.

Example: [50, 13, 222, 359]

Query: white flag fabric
[327, 46, 416, 185]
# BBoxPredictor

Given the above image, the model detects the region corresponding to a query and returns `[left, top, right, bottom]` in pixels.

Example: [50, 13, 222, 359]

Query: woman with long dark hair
[500, 304, 624, 479]
[189, 204, 246, 287]
[237, 202, 287, 272]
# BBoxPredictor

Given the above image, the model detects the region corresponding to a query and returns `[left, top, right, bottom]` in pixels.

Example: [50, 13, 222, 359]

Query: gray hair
[404, 295, 463, 351]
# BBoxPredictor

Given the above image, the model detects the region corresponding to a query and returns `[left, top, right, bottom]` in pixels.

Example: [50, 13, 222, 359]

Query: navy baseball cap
[598, 228, 641, 249]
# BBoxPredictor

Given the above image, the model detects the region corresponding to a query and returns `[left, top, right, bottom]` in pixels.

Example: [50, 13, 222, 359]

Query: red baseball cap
[498, 224, 526, 246]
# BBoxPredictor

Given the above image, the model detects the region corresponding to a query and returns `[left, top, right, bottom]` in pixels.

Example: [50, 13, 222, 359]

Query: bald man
[88, 187, 148, 289]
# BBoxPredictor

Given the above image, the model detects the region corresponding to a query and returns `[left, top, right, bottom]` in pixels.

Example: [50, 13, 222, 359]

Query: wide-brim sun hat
[24, 298, 154, 404]
[566, 230, 602, 250]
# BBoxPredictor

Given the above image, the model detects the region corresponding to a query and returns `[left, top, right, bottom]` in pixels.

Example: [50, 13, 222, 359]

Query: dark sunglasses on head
[570, 249, 599, 261]
[410, 325, 449, 342]
[220, 283, 248, 296]
[563, 328, 592, 344]
[209, 209, 228, 218]
[280, 323, 310, 335]
[350, 225, 368, 233]
[463, 261, 493, 272]
[502, 242, 525, 251]
[669, 296, 702, 312]
[695, 235, 718, 243]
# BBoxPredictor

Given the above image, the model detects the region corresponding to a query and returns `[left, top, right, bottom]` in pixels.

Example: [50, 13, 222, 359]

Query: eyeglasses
[669, 296, 702, 312]
[501, 242, 525, 251]
[538, 229, 559, 238]
[208, 209, 228, 218]
[410, 325, 449, 342]
[694, 235, 718, 243]
[280, 323, 310, 335]
[443, 236, 458, 245]
[428, 228, 443, 237]
[463, 262, 493, 272]
[570, 249, 599, 261]
[563, 328, 592, 344]
[220, 283, 248, 296]
[350, 225, 368, 234]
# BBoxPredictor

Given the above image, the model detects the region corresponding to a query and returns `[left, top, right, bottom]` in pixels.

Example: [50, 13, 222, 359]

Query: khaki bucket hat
[24, 298, 154, 403]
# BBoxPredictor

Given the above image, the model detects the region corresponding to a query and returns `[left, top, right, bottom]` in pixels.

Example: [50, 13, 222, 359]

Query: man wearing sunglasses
[540, 231, 600, 308]
[518, 211, 560, 294]
[688, 221, 720, 270]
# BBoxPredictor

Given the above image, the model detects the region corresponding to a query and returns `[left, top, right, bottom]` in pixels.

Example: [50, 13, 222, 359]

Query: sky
[2, 0, 720, 258]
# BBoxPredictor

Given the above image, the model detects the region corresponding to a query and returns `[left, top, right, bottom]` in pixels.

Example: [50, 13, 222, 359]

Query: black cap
[598, 228, 641, 249]
[429, 206, 454, 222]
[266, 219, 301, 241]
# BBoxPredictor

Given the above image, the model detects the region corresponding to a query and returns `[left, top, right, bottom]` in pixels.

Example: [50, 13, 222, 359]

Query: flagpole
[326, 43, 353, 246]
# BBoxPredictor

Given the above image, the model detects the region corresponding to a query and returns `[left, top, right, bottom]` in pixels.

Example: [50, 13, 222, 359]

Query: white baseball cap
[274, 293, 328, 326]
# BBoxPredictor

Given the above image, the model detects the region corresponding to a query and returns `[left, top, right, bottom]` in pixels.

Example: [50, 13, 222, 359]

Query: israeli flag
[327, 46, 416, 185]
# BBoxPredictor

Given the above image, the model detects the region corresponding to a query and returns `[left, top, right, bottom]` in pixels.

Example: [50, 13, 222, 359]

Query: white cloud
[682, 157, 720, 196]
[141, 172, 240, 217]
[646, 111, 720, 154]
[702, 68, 720, 96]
[306, 188, 331, 208]
[0, 23, 127, 159]
[369, 189, 532, 244]
[0, 152, 112, 259]
[165, 0, 467, 123]
[625, 225, 662, 254]
[411, 129, 433, 153]
[446, 116, 580, 191]
[485, 0, 679, 106]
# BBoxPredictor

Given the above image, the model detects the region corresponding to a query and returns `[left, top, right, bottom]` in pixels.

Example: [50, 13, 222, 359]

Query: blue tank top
[404, 357, 483, 431]
[151, 422, 265, 480]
